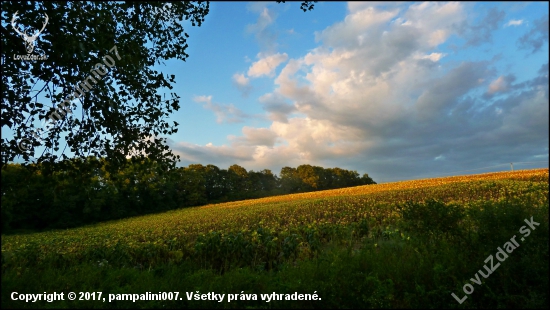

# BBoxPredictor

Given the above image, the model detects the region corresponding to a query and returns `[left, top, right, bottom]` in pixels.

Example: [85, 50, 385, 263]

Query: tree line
[1, 157, 375, 233]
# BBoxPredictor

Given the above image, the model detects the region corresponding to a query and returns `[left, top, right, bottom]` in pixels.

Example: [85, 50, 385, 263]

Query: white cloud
[248, 53, 289, 78]
[246, 6, 274, 32]
[269, 118, 368, 161]
[488, 76, 509, 94]
[230, 127, 278, 147]
[404, 2, 464, 47]
[504, 19, 524, 27]
[416, 52, 447, 62]
[347, 2, 406, 13]
[193, 95, 249, 124]
[315, 6, 400, 47]
[232, 73, 252, 97]
[233, 73, 249, 87]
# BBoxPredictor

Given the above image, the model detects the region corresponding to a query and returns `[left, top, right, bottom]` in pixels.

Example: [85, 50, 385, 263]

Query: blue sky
[6, 2, 549, 183]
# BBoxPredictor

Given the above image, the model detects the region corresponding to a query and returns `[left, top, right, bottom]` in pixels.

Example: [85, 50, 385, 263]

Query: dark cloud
[538, 63, 549, 75]
[356, 68, 549, 183]
[415, 61, 490, 120]
[456, 7, 506, 48]
[518, 14, 549, 54]
[171, 142, 252, 169]
[259, 92, 297, 123]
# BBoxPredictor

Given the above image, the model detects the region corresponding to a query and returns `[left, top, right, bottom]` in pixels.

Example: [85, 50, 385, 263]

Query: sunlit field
[2, 169, 548, 309]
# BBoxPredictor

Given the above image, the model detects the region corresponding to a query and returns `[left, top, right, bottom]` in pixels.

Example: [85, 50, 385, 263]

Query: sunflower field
[2, 169, 548, 309]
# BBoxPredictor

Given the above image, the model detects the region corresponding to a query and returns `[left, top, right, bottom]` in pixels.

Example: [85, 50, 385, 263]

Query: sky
[6, 1, 550, 183]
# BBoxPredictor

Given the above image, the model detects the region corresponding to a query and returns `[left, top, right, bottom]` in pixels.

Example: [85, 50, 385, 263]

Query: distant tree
[203, 164, 225, 201]
[280, 166, 302, 193]
[247, 170, 263, 195]
[228, 164, 250, 197]
[179, 165, 207, 206]
[361, 173, 376, 185]
[345, 170, 361, 187]
[259, 169, 279, 193]
[1, 158, 377, 233]
[296, 164, 319, 191]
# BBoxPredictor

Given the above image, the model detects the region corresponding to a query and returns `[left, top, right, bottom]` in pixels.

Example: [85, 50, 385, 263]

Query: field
[2, 169, 548, 308]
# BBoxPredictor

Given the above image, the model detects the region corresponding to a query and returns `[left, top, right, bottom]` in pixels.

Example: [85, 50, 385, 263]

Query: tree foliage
[1, 1, 216, 172]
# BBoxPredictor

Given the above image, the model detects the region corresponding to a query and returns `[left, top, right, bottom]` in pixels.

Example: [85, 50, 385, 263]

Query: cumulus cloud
[174, 3, 548, 183]
[232, 73, 252, 97]
[193, 95, 250, 124]
[488, 76, 507, 94]
[482, 74, 528, 100]
[504, 19, 524, 27]
[259, 92, 297, 123]
[311, 2, 464, 78]
[269, 118, 367, 161]
[230, 127, 278, 147]
[315, 6, 400, 48]
[248, 53, 289, 78]
[171, 117, 367, 172]
[415, 61, 491, 121]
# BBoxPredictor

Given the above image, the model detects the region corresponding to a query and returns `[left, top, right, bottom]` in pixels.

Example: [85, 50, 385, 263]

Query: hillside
[2, 169, 548, 309]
